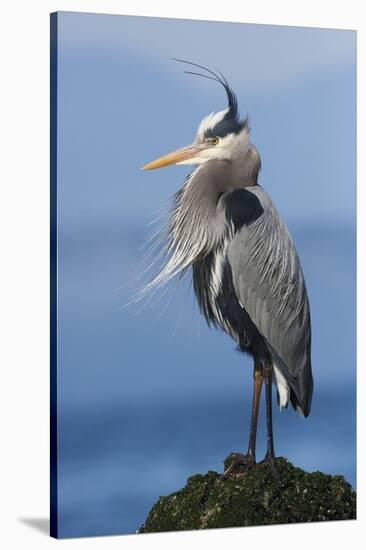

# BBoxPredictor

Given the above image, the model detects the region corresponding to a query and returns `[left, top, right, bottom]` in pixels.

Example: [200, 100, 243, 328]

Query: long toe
[218, 453, 256, 482]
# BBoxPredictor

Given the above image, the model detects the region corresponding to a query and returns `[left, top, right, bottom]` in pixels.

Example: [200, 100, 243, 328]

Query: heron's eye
[209, 137, 219, 146]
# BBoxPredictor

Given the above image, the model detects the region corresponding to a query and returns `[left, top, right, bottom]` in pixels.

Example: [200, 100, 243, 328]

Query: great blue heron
[142, 60, 313, 477]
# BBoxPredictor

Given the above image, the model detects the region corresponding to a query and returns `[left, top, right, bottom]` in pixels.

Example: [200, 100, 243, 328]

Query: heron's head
[142, 61, 256, 172]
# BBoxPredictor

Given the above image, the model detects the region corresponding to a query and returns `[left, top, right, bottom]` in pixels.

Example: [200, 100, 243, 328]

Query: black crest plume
[172, 58, 247, 137]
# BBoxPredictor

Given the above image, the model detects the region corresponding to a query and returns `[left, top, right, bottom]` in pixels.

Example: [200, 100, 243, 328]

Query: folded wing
[227, 186, 313, 416]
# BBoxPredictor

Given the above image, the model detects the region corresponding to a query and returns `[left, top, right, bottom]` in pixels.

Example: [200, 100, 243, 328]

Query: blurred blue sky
[55, 12, 356, 538]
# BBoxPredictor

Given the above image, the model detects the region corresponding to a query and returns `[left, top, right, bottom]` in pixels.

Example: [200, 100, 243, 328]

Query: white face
[176, 108, 249, 166]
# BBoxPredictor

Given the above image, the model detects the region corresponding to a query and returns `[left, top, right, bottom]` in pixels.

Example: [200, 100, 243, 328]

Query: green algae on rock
[139, 456, 356, 533]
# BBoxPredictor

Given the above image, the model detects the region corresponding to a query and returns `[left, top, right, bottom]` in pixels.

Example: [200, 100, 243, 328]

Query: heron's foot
[258, 453, 280, 481]
[218, 452, 255, 482]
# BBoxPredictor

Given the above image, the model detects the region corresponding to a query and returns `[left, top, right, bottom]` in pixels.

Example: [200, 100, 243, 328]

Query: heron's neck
[148, 154, 260, 289]
[170, 153, 260, 255]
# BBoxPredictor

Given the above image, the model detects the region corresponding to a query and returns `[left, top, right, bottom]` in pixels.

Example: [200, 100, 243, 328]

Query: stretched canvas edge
[50, 10, 58, 540]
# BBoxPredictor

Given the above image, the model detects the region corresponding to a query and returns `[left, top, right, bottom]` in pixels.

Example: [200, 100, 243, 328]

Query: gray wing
[228, 186, 313, 416]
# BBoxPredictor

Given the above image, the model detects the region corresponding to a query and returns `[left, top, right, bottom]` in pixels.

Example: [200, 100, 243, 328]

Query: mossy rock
[139, 456, 356, 533]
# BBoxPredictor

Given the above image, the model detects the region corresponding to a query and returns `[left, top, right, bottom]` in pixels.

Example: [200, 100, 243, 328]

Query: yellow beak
[141, 144, 204, 170]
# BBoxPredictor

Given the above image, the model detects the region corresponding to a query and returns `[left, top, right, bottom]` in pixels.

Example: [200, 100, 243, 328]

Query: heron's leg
[246, 364, 264, 461]
[259, 363, 279, 479]
[263, 363, 275, 459]
[219, 364, 263, 481]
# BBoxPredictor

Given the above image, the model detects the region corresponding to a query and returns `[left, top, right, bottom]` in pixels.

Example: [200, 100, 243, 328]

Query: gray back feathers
[228, 186, 312, 412]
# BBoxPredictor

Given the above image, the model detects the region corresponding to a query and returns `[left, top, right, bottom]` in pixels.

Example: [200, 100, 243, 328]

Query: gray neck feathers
[146, 149, 261, 290]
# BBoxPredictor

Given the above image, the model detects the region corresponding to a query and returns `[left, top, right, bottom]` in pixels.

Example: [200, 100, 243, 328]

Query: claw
[218, 453, 255, 482]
